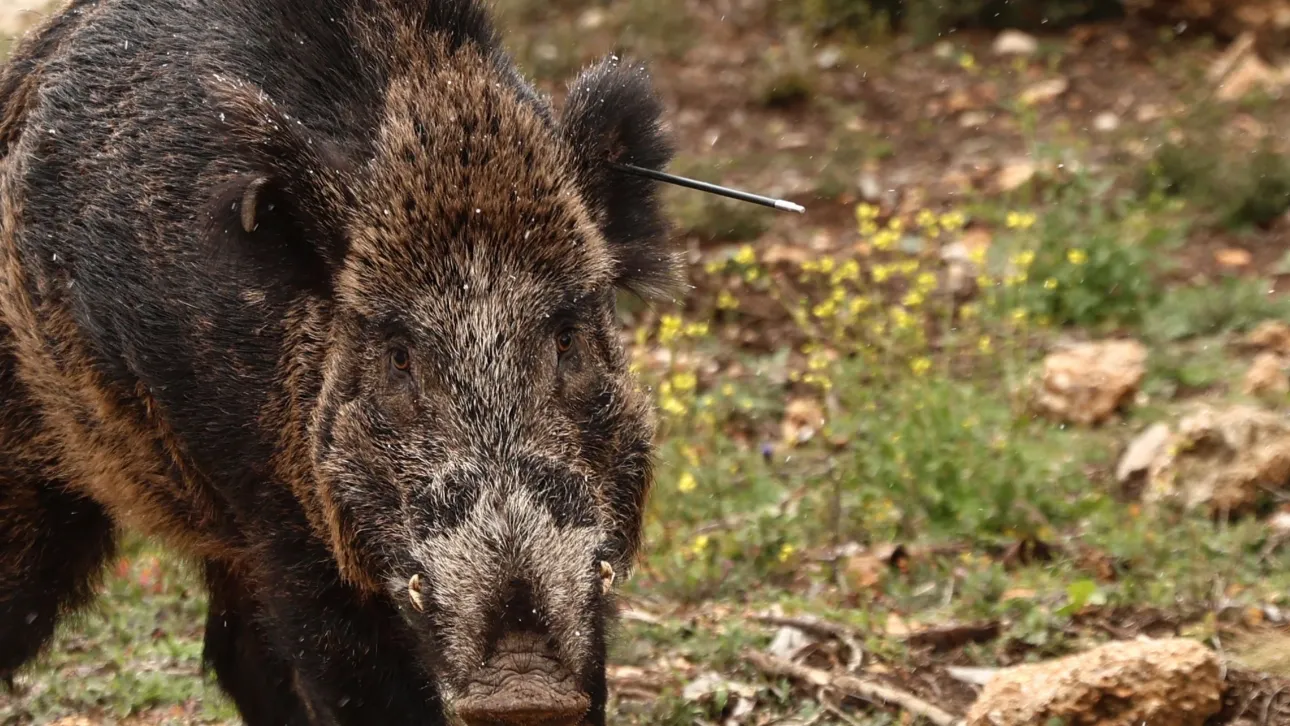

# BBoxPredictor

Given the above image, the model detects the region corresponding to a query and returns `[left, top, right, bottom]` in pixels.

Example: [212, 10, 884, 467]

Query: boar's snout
[453, 631, 590, 726]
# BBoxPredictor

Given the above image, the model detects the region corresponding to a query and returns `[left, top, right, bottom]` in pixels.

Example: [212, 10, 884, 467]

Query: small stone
[857, 172, 883, 202]
[1093, 111, 1120, 132]
[965, 637, 1223, 726]
[815, 46, 843, 70]
[1018, 77, 1069, 106]
[781, 397, 825, 446]
[1243, 352, 1289, 397]
[996, 159, 1036, 192]
[1031, 340, 1148, 426]
[959, 110, 991, 128]
[1215, 247, 1253, 267]
[992, 29, 1039, 56]
[577, 8, 606, 30]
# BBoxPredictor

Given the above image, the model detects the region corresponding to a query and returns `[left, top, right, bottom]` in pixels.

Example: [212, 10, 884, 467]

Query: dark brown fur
[0, 1, 677, 724]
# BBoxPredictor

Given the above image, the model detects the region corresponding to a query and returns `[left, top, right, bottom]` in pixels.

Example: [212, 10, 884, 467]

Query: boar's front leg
[201, 559, 314, 726]
[243, 522, 442, 725]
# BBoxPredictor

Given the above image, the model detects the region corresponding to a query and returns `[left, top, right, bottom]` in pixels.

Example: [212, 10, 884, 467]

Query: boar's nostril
[498, 577, 546, 637]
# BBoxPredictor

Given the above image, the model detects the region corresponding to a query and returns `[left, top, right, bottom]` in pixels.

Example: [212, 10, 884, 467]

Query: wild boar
[0, 1, 677, 724]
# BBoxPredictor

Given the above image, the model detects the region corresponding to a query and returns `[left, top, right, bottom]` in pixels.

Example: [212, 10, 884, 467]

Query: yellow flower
[968, 246, 987, 265]
[1067, 249, 1088, 265]
[910, 357, 932, 376]
[690, 534, 709, 555]
[915, 272, 939, 293]
[1010, 250, 1036, 268]
[890, 306, 913, 330]
[801, 259, 820, 273]
[704, 260, 725, 275]
[873, 229, 898, 251]
[940, 210, 966, 231]
[831, 259, 861, 285]
[960, 303, 978, 320]
[716, 289, 739, 310]
[855, 202, 880, 221]
[1005, 211, 1037, 230]
[859, 220, 879, 236]
[813, 300, 837, 319]
[684, 321, 709, 338]
[777, 543, 796, 563]
[720, 383, 735, 397]
[657, 314, 683, 346]
[672, 371, 697, 392]
[978, 336, 992, 353]
[677, 471, 697, 493]
[873, 264, 892, 283]
[902, 290, 925, 308]
[1043, 277, 1058, 290]
[733, 245, 756, 266]
[682, 446, 700, 467]
[848, 296, 872, 315]
[661, 397, 687, 416]
[917, 209, 938, 230]
[818, 256, 836, 275]
[887, 217, 904, 233]
[1011, 308, 1028, 324]
[959, 52, 976, 70]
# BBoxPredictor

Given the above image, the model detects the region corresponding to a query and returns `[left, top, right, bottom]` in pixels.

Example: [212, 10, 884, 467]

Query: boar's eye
[555, 328, 575, 356]
[388, 346, 412, 376]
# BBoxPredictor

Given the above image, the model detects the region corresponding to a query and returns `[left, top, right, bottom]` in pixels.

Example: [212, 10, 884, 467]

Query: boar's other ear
[201, 75, 355, 289]
[558, 55, 680, 301]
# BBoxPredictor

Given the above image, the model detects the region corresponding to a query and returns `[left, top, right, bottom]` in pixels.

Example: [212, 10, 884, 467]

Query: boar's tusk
[407, 573, 425, 612]
[598, 561, 615, 594]
[240, 176, 269, 234]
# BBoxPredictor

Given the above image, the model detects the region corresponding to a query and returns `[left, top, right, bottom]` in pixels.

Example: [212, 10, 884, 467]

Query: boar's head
[204, 17, 676, 726]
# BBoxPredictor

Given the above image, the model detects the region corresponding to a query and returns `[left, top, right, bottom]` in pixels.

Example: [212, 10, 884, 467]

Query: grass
[7, 0, 1290, 724]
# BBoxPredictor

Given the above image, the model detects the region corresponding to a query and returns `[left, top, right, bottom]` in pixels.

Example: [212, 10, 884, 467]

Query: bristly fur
[0, 1, 676, 724]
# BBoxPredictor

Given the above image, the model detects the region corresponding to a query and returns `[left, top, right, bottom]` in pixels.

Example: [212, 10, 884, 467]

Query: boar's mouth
[450, 632, 591, 726]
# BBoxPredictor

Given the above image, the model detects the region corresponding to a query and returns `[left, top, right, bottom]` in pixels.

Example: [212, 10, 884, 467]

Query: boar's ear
[558, 55, 680, 301]
[201, 75, 354, 287]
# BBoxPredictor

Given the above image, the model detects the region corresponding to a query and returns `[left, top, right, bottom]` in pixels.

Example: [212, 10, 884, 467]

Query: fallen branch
[745, 650, 964, 726]
[751, 613, 864, 671]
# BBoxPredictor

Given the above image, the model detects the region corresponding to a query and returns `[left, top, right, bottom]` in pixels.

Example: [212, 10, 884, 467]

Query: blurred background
[6, 1, 1290, 724]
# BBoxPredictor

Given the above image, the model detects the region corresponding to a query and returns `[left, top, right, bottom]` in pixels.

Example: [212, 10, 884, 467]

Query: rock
[959, 110, 991, 128]
[1093, 111, 1121, 132]
[992, 29, 1038, 56]
[1018, 77, 1069, 106]
[966, 637, 1222, 726]
[1246, 319, 1290, 355]
[1143, 404, 1290, 516]
[1031, 340, 1148, 426]
[1116, 422, 1172, 484]
[1243, 352, 1289, 397]
[1214, 53, 1283, 102]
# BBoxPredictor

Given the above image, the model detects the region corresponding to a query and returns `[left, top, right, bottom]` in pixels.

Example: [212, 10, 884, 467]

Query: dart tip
[775, 200, 806, 214]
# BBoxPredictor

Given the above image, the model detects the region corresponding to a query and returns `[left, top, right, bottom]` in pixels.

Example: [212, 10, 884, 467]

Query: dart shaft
[608, 162, 805, 214]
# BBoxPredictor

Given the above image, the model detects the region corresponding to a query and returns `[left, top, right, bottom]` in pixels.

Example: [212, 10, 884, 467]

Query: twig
[745, 650, 963, 726]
